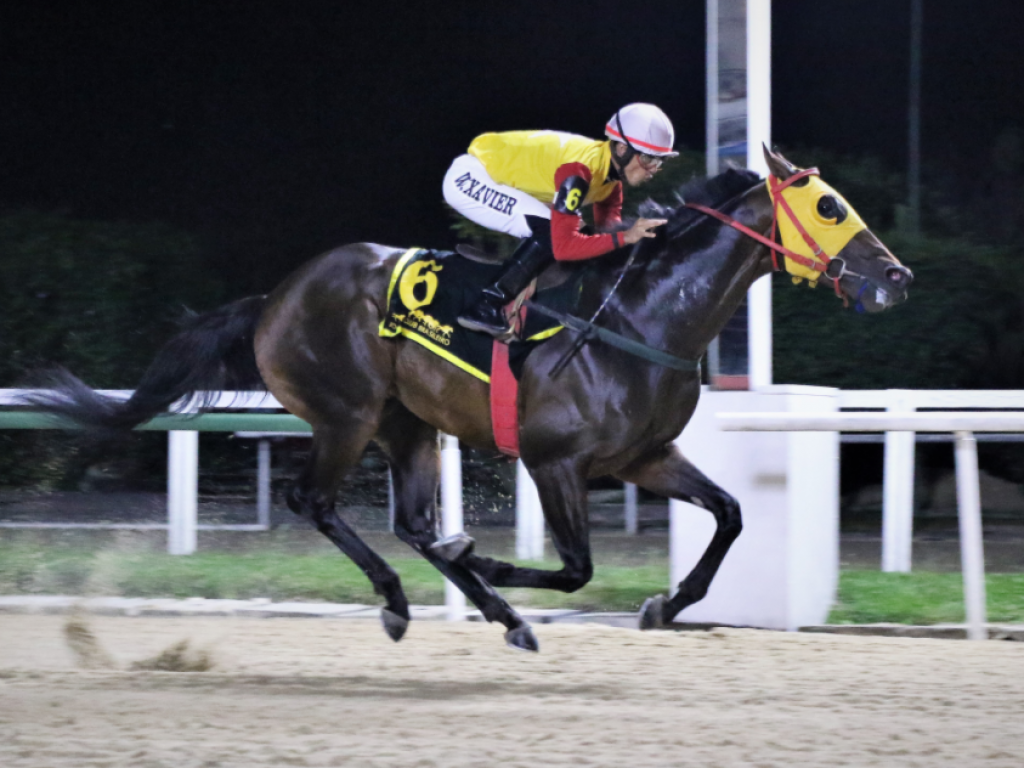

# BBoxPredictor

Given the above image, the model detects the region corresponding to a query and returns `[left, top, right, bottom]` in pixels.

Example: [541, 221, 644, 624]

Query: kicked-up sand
[0, 613, 1022, 767]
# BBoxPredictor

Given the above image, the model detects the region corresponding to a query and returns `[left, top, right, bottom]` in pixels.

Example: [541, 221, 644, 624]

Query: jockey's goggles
[637, 153, 664, 170]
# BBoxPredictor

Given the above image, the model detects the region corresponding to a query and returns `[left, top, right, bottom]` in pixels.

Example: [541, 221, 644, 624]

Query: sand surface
[1, 614, 1023, 767]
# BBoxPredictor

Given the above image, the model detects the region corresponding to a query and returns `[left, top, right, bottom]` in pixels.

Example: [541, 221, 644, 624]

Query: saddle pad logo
[383, 253, 453, 348]
[390, 308, 454, 346]
[398, 259, 443, 311]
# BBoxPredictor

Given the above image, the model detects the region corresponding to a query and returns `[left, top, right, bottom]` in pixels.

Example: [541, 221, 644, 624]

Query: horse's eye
[816, 195, 848, 224]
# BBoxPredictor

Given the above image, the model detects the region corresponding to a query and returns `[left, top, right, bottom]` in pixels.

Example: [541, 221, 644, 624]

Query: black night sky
[2, 0, 1022, 295]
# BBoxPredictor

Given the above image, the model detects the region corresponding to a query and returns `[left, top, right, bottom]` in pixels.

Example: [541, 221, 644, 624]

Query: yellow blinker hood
[767, 174, 867, 284]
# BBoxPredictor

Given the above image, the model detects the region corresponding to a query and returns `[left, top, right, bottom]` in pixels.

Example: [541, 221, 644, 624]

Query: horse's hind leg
[616, 443, 742, 629]
[288, 424, 411, 641]
[376, 402, 538, 651]
[433, 456, 597, 596]
[444, 458, 595, 594]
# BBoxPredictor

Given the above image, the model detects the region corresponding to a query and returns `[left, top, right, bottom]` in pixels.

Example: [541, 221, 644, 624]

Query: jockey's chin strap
[683, 167, 850, 303]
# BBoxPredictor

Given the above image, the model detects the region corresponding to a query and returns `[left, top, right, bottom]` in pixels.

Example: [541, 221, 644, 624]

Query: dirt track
[1, 615, 1023, 767]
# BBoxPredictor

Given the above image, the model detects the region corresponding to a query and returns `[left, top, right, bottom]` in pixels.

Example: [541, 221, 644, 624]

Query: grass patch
[0, 542, 665, 611]
[828, 570, 1024, 625]
[2, 542, 1023, 622]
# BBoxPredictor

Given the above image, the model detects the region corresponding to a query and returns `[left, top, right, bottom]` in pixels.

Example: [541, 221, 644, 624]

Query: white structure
[717, 409, 1013, 641]
[672, 386, 839, 630]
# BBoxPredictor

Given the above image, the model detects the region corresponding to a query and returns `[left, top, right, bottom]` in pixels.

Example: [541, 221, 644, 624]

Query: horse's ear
[762, 144, 799, 180]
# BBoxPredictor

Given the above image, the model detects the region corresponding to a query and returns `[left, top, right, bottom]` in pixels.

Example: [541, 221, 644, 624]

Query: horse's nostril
[886, 266, 912, 286]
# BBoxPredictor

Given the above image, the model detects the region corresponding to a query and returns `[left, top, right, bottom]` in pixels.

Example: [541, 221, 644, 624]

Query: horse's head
[763, 146, 913, 312]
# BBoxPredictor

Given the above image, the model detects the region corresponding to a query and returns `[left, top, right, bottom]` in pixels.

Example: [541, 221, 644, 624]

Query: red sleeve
[549, 162, 624, 262]
[593, 183, 623, 229]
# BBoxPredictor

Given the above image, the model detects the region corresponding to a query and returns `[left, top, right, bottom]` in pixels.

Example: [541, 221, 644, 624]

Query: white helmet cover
[605, 103, 679, 157]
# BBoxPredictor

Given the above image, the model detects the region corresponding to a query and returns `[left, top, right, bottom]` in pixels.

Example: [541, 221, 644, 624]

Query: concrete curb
[0, 595, 623, 626]
[1, 596, 1021, 640]
[798, 623, 1024, 641]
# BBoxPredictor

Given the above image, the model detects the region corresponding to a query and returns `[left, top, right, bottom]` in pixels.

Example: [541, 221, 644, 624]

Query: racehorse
[29, 148, 912, 651]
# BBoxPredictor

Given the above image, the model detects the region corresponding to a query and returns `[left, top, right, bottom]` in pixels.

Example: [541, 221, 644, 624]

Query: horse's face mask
[764, 147, 913, 313]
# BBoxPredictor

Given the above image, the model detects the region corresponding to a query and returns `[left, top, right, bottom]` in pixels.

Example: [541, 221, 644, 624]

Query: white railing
[838, 390, 1024, 573]
[5, 387, 1020, 630]
[0, 390, 286, 553]
[718, 409, 1020, 641]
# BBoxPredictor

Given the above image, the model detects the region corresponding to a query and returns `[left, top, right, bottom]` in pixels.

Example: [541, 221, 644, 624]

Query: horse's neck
[613, 184, 774, 360]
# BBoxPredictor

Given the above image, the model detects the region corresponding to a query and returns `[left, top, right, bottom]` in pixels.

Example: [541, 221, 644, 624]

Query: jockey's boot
[457, 237, 552, 337]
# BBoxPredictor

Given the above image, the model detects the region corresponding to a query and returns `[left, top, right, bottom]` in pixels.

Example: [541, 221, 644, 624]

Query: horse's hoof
[429, 532, 476, 562]
[380, 608, 409, 642]
[639, 595, 667, 631]
[504, 625, 539, 652]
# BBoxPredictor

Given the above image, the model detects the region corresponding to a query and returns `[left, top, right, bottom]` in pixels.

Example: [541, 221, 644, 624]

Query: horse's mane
[637, 168, 761, 240]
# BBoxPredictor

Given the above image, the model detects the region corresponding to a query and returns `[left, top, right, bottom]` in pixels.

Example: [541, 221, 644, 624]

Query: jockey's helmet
[605, 104, 680, 158]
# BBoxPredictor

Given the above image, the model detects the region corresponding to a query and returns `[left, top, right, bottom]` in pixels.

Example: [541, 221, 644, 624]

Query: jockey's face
[613, 142, 660, 187]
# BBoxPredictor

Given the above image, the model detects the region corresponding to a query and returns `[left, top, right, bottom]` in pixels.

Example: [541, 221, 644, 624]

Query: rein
[524, 298, 702, 374]
[532, 240, 701, 377]
[683, 168, 851, 301]
[543, 240, 643, 377]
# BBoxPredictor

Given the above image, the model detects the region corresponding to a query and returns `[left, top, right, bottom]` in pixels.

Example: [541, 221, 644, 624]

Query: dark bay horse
[30, 148, 912, 651]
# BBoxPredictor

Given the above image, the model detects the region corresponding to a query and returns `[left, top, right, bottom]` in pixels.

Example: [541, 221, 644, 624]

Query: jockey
[444, 103, 677, 337]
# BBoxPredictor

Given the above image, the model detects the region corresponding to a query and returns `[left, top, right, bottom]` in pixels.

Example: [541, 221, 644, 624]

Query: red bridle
[684, 167, 846, 299]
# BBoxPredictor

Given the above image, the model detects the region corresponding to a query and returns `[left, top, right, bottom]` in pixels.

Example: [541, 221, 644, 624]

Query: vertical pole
[440, 434, 465, 621]
[257, 438, 271, 529]
[387, 466, 395, 532]
[882, 390, 915, 572]
[746, 0, 772, 388]
[706, 0, 720, 178]
[516, 459, 544, 560]
[907, 0, 923, 235]
[167, 431, 198, 555]
[706, 0, 721, 378]
[954, 432, 988, 640]
[624, 482, 639, 535]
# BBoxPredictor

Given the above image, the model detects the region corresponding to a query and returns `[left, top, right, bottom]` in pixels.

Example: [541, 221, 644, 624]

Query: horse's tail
[25, 295, 268, 432]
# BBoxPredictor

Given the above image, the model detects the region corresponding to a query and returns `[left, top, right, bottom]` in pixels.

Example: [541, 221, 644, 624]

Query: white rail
[719, 410, 999, 640]
[0, 389, 282, 409]
[721, 412, 1024, 432]
[840, 390, 1024, 574]
[0, 390, 284, 554]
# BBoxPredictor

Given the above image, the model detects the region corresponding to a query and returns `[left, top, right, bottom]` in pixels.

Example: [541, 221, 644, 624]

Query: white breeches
[442, 154, 551, 238]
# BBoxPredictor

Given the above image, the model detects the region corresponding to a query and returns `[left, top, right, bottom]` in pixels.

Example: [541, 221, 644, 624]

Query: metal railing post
[624, 482, 638, 535]
[256, 438, 271, 529]
[167, 430, 198, 555]
[440, 433, 465, 621]
[954, 431, 988, 640]
[516, 460, 544, 560]
[883, 390, 915, 572]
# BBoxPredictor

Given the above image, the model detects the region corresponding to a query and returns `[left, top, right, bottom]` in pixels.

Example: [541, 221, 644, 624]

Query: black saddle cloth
[380, 248, 581, 380]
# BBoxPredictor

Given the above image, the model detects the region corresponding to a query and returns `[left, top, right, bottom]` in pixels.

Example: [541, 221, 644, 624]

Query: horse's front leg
[616, 443, 742, 629]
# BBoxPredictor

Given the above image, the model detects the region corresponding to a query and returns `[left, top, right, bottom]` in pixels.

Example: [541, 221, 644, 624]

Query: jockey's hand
[622, 218, 668, 245]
